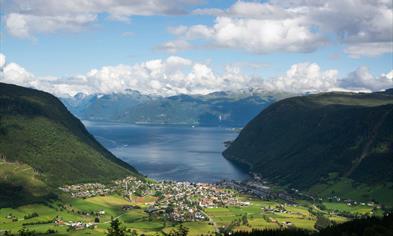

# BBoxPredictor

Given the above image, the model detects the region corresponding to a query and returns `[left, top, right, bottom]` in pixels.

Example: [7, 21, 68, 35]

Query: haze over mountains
[62, 89, 294, 127]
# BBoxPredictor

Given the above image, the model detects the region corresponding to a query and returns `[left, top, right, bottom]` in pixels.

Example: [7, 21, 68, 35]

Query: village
[58, 175, 382, 231]
[215, 173, 296, 203]
[0, 176, 383, 234]
[59, 176, 251, 223]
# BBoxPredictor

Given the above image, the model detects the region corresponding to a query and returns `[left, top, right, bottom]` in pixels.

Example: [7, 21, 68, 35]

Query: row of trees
[106, 218, 189, 236]
[231, 214, 393, 236]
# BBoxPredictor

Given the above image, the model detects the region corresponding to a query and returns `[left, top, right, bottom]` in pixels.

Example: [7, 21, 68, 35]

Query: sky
[0, 0, 392, 97]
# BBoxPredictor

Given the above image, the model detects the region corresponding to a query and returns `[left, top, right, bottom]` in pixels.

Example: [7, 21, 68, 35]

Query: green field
[205, 198, 324, 232]
[0, 194, 214, 235]
[0, 159, 52, 208]
[309, 178, 393, 207]
[322, 202, 374, 215]
[1, 194, 371, 235]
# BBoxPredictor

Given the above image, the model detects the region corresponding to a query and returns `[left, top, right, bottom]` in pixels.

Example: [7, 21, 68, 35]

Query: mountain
[223, 89, 393, 204]
[0, 83, 139, 206]
[61, 89, 153, 122]
[62, 89, 293, 127]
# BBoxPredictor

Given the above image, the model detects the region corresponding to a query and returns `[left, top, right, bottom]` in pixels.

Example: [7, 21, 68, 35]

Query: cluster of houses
[325, 195, 378, 208]
[262, 204, 292, 214]
[59, 183, 114, 198]
[63, 175, 387, 224]
[216, 177, 291, 201]
[59, 176, 252, 222]
[122, 179, 250, 222]
[54, 219, 97, 230]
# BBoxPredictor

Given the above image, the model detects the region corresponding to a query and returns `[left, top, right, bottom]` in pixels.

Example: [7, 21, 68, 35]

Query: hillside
[223, 89, 393, 204]
[0, 83, 139, 206]
[62, 90, 292, 127]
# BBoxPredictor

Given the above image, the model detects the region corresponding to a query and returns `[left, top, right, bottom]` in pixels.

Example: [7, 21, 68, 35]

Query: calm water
[84, 121, 249, 183]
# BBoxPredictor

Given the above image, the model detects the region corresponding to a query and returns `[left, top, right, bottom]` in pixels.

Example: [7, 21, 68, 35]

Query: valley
[0, 174, 381, 235]
[2, 0, 393, 234]
[0, 83, 392, 235]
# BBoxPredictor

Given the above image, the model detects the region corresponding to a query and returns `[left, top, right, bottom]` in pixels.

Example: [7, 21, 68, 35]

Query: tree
[130, 229, 138, 236]
[168, 224, 189, 236]
[154, 191, 163, 197]
[315, 215, 332, 230]
[178, 225, 189, 236]
[18, 228, 36, 236]
[166, 204, 175, 214]
[242, 214, 248, 225]
[4, 231, 12, 236]
[107, 218, 126, 236]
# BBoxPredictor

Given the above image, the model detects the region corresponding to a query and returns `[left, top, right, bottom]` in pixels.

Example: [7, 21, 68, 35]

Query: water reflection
[84, 121, 249, 183]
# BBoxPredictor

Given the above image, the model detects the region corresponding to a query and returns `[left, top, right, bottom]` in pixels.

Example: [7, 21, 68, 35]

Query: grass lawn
[328, 215, 348, 224]
[0, 195, 162, 236]
[205, 207, 238, 226]
[0, 194, 377, 235]
[163, 222, 215, 236]
[205, 199, 319, 232]
[309, 178, 393, 208]
[323, 202, 374, 215]
[0, 203, 87, 235]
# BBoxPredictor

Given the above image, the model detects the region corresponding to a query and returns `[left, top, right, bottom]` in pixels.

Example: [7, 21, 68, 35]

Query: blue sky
[0, 0, 392, 96]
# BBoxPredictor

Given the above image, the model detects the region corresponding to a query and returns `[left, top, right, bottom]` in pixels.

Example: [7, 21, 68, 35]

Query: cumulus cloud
[155, 40, 192, 54]
[341, 67, 393, 91]
[0, 54, 6, 68]
[261, 63, 340, 93]
[6, 13, 97, 38]
[169, 10, 326, 53]
[167, 0, 393, 56]
[201, 16, 324, 53]
[0, 53, 392, 97]
[0, 54, 252, 96]
[3, 0, 201, 38]
[260, 64, 393, 93]
[5, 0, 392, 57]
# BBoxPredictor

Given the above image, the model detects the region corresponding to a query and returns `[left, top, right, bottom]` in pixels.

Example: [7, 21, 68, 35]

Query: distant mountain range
[224, 89, 393, 205]
[61, 89, 294, 127]
[0, 83, 139, 207]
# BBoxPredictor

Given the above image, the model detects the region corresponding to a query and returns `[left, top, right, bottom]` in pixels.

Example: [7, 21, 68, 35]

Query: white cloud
[209, 17, 324, 53]
[182, 25, 214, 39]
[5, 0, 392, 57]
[260, 63, 393, 93]
[0, 53, 392, 97]
[3, 0, 201, 38]
[169, 0, 393, 56]
[155, 40, 192, 54]
[0, 54, 6, 68]
[340, 67, 393, 92]
[345, 42, 393, 58]
[261, 63, 340, 93]
[193, 1, 293, 19]
[0, 54, 250, 96]
[169, 13, 325, 53]
[6, 13, 97, 38]
[2, 62, 36, 85]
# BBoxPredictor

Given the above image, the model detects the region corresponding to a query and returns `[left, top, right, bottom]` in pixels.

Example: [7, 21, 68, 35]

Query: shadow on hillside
[0, 183, 57, 208]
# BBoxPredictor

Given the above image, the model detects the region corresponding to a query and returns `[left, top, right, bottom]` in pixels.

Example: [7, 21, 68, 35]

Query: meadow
[0, 192, 378, 236]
